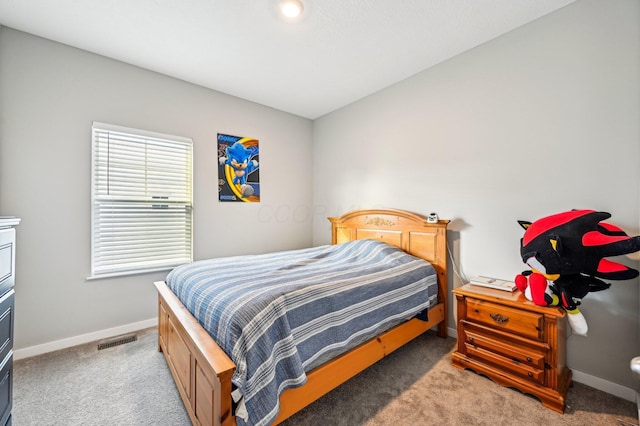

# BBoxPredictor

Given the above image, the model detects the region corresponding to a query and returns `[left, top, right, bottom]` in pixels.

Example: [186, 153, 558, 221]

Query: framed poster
[217, 133, 260, 202]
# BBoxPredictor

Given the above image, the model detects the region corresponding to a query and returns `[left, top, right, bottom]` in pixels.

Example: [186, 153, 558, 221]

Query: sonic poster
[217, 133, 260, 202]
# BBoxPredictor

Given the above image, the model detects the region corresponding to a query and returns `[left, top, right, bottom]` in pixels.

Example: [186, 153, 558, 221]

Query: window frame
[89, 122, 193, 279]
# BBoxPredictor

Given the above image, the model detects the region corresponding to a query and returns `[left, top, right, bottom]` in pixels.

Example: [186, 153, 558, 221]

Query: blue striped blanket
[165, 239, 437, 426]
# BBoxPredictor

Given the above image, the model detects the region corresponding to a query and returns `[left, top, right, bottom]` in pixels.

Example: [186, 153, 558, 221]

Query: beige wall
[312, 0, 640, 391]
[0, 28, 314, 350]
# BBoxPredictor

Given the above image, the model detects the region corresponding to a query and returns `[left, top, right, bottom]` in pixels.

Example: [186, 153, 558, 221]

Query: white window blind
[91, 122, 193, 278]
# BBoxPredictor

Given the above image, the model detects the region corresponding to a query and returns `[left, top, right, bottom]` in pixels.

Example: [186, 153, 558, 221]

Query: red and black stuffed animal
[515, 210, 640, 335]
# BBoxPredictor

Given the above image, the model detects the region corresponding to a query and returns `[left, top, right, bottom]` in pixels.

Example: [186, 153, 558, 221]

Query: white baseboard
[14, 318, 157, 361]
[446, 326, 636, 403]
[571, 369, 636, 403]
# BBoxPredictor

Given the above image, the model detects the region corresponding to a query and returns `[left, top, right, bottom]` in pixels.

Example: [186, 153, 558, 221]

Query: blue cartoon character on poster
[217, 133, 260, 202]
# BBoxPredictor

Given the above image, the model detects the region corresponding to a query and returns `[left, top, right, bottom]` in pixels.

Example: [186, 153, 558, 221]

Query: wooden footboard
[156, 281, 235, 426]
[155, 209, 449, 426]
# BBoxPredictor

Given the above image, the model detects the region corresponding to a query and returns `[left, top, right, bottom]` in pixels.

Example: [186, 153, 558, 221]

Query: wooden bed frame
[154, 209, 449, 426]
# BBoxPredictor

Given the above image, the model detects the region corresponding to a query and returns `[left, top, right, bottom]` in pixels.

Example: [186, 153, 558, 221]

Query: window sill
[86, 265, 181, 281]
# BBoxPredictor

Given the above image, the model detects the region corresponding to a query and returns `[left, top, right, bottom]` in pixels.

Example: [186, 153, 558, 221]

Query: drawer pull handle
[526, 357, 532, 363]
[489, 313, 509, 324]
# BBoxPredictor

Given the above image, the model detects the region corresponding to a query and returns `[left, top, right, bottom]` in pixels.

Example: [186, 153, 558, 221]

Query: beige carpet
[282, 331, 636, 426]
[13, 328, 637, 426]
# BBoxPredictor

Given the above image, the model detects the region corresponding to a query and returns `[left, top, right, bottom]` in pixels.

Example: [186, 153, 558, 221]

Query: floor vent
[97, 333, 138, 350]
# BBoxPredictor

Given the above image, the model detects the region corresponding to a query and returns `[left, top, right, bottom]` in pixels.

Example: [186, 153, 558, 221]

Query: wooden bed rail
[157, 279, 445, 426]
[273, 303, 445, 423]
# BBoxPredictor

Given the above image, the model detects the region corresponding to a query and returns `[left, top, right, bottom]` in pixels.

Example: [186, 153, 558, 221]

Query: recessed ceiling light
[280, 0, 304, 19]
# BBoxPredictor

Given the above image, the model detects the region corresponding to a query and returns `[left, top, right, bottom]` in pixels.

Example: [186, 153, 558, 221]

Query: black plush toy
[515, 210, 640, 335]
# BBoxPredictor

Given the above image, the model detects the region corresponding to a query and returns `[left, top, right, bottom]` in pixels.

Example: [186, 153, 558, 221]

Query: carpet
[13, 328, 190, 426]
[13, 328, 637, 425]
[281, 331, 637, 426]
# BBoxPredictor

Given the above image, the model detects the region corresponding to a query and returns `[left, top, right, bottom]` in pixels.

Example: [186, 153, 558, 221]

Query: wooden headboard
[328, 208, 449, 321]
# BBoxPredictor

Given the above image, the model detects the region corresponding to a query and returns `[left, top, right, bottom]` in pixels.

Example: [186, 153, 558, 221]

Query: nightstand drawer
[466, 298, 543, 341]
[464, 342, 545, 384]
[461, 324, 545, 370]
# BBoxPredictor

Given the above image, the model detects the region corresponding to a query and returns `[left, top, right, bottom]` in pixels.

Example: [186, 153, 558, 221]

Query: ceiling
[0, 0, 576, 119]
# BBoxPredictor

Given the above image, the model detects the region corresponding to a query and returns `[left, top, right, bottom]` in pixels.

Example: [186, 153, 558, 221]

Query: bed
[154, 209, 449, 426]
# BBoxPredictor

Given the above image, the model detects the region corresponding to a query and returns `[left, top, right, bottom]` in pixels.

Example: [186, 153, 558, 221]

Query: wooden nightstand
[452, 283, 572, 413]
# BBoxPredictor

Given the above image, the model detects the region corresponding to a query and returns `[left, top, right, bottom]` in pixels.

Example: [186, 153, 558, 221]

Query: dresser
[0, 218, 19, 426]
[452, 283, 571, 413]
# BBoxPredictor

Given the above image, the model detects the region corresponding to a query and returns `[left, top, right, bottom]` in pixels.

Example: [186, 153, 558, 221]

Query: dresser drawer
[0, 353, 12, 426]
[465, 297, 543, 341]
[0, 291, 14, 366]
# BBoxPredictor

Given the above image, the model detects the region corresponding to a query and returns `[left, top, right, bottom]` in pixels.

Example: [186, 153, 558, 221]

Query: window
[91, 122, 193, 278]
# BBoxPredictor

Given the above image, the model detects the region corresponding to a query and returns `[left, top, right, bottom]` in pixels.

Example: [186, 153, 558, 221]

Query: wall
[0, 28, 314, 350]
[312, 0, 639, 392]
[1, 0, 638, 400]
